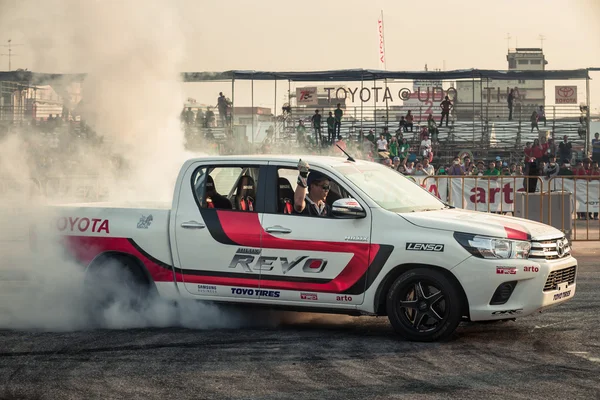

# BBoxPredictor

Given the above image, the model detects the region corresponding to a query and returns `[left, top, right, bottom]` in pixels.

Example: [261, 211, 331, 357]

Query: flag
[377, 11, 385, 69]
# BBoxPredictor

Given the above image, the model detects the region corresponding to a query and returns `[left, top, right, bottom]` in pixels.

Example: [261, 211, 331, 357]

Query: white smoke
[0, 0, 278, 331]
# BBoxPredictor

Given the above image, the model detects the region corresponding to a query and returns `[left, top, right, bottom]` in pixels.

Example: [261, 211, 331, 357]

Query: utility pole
[505, 33, 511, 50]
[0, 39, 24, 71]
[538, 34, 546, 49]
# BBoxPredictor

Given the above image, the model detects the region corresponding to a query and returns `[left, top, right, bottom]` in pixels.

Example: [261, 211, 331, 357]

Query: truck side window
[192, 166, 260, 212]
[275, 168, 349, 216]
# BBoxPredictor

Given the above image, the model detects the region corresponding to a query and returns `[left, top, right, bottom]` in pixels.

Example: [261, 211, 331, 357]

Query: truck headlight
[454, 232, 531, 259]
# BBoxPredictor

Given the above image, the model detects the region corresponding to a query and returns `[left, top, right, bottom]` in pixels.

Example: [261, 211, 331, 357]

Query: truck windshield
[334, 162, 446, 213]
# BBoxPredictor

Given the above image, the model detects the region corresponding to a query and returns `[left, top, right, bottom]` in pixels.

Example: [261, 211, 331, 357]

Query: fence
[418, 175, 599, 241]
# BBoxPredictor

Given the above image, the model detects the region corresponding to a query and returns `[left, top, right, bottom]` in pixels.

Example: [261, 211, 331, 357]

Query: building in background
[456, 48, 547, 119]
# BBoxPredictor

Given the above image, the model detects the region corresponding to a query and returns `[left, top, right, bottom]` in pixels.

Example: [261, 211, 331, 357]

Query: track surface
[1, 244, 599, 400]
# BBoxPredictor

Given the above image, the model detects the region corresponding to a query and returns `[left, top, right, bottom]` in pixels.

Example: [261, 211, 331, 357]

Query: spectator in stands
[405, 111, 414, 132]
[413, 162, 427, 176]
[296, 120, 307, 145]
[583, 158, 592, 175]
[185, 107, 195, 125]
[399, 138, 410, 162]
[217, 92, 228, 127]
[463, 156, 472, 171]
[437, 165, 448, 175]
[311, 109, 322, 145]
[448, 156, 465, 175]
[195, 108, 204, 126]
[530, 111, 539, 133]
[558, 162, 573, 177]
[466, 164, 476, 175]
[473, 161, 485, 176]
[388, 136, 399, 160]
[326, 112, 335, 144]
[592, 132, 600, 164]
[427, 114, 438, 142]
[405, 161, 415, 175]
[545, 138, 556, 161]
[439, 96, 452, 127]
[578, 116, 587, 139]
[367, 129, 375, 144]
[508, 89, 514, 121]
[392, 157, 401, 171]
[205, 107, 215, 128]
[483, 161, 500, 176]
[512, 164, 523, 176]
[423, 158, 435, 176]
[544, 155, 559, 178]
[524, 142, 533, 159]
[558, 135, 573, 164]
[532, 139, 544, 160]
[537, 106, 546, 127]
[399, 116, 408, 132]
[376, 134, 388, 157]
[523, 157, 539, 192]
[383, 127, 392, 141]
[382, 158, 393, 168]
[574, 160, 587, 177]
[334, 104, 343, 139]
[420, 132, 433, 163]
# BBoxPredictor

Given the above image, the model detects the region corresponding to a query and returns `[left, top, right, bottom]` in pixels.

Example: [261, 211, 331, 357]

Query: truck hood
[400, 208, 563, 241]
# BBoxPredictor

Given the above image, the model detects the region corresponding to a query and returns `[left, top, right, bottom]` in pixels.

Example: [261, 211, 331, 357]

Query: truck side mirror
[332, 198, 366, 218]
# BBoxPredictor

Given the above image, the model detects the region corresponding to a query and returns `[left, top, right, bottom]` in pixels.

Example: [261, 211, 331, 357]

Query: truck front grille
[530, 237, 571, 260]
[543, 266, 577, 291]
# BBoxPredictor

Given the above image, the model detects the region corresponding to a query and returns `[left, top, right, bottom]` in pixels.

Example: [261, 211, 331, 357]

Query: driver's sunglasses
[319, 184, 330, 191]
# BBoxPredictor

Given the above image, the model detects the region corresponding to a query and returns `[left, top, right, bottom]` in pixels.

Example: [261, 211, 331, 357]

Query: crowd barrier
[417, 175, 599, 241]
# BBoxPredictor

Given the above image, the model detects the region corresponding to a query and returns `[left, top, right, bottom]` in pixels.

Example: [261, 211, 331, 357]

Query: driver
[294, 159, 332, 217]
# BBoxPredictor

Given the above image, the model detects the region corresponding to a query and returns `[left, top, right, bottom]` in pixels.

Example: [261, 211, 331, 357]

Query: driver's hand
[298, 159, 310, 178]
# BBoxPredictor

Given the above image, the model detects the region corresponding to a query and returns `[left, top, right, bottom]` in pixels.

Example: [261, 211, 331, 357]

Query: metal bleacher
[270, 102, 588, 165]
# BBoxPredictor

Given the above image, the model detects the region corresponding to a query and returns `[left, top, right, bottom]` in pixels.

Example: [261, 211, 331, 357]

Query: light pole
[0, 39, 24, 71]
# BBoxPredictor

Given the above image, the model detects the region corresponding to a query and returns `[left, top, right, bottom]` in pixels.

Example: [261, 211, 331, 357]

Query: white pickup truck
[52, 155, 577, 341]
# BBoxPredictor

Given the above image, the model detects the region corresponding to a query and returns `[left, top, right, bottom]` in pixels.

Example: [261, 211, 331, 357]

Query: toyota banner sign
[555, 86, 577, 104]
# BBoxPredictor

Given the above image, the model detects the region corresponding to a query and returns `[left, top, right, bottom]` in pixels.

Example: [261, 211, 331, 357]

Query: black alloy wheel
[386, 268, 463, 342]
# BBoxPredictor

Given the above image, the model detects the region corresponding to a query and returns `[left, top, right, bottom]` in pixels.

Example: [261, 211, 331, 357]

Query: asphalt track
[0, 244, 599, 400]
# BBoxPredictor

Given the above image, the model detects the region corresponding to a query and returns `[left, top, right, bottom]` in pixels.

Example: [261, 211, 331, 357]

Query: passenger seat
[235, 175, 256, 211]
[277, 177, 295, 214]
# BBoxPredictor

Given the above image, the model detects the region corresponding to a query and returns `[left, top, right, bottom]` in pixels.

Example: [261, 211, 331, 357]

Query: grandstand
[0, 68, 593, 165]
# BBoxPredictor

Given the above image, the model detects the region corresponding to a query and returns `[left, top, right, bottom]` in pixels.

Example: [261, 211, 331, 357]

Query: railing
[419, 175, 599, 241]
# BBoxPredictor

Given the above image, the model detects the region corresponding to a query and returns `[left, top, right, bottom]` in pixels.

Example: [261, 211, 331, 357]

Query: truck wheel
[84, 256, 152, 323]
[386, 268, 462, 342]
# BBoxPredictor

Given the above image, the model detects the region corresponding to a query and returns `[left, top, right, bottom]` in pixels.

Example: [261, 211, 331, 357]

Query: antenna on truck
[336, 144, 355, 162]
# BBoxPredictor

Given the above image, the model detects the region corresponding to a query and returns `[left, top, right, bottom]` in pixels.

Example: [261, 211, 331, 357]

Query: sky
[0, 0, 599, 112]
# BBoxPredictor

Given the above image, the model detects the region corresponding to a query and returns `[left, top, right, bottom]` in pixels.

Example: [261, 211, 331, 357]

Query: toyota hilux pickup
[49, 155, 577, 341]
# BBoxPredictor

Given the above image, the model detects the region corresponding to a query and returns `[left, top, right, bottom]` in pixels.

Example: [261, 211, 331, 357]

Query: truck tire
[84, 256, 152, 324]
[386, 268, 462, 342]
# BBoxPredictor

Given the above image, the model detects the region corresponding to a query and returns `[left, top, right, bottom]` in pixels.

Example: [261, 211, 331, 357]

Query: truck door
[255, 163, 381, 306]
[171, 161, 268, 299]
